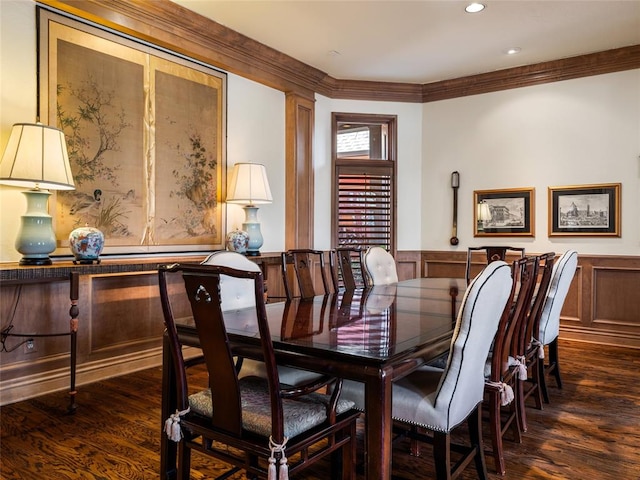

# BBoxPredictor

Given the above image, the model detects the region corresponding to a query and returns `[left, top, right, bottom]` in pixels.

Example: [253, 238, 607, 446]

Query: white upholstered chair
[201, 251, 261, 309]
[202, 251, 321, 385]
[340, 260, 513, 479]
[363, 247, 398, 285]
[537, 249, 578, 403]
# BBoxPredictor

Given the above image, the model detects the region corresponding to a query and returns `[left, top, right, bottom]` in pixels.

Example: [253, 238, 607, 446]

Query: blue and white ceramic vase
[69, 225, 105, 264]
[226, 228, 249, 254]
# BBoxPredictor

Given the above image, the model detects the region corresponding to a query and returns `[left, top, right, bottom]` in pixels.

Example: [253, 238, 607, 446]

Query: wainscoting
[420, 250, 640, 349]
[1, 250, 637, 405]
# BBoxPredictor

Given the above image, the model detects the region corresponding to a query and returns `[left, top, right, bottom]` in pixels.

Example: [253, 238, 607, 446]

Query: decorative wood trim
[324, 77, 424, 103]
[395, 250, 422, 281]
[285, 93, 315, 249]
[37, 0, 322, 98]
[421, 45, 640, 102]
[561, 325, 640, 350]
[0, 346, 208, 406]
[422, 251, 640, 348]
[38, 1, 640, 104]
[2, 252, 638, 405]
[591, 266, 640, 326]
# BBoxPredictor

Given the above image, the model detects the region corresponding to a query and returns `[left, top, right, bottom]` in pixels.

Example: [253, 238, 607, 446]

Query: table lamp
[226, 163, 272, 256]
[477, 200, 492, 230]
[0, 123, 75, 265]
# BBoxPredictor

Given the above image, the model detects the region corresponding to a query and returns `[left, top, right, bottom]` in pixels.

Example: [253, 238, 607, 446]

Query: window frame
[331, 112, 397, 254]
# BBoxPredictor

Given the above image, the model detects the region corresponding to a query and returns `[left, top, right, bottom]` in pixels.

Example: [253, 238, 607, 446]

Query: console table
[0, 254, 284, 411]
[0, 259, 200, 413]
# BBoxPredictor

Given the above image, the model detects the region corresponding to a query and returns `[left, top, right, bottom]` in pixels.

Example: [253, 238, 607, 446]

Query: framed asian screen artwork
[38, 8, 227, 255]
[474, 187, 535, 237]
[548, 183, 621, 236]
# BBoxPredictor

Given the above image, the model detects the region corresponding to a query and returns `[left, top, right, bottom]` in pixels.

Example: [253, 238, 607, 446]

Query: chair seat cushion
[340, 367, 447, 430]
[189, 376, 355, 439]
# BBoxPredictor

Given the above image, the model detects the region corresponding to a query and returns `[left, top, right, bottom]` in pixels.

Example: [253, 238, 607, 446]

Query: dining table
[160, 276, 466, 480]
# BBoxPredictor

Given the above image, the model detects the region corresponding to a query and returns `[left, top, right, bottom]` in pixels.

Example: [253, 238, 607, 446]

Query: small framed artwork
[548, 183, 621, 236]
[474, 188, 535, 237]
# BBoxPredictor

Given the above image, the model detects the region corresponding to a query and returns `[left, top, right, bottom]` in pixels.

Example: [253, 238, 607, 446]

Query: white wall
[422, 70, 640, 255]
[0, 0, 38, 262]
[226, 74, 285, 254]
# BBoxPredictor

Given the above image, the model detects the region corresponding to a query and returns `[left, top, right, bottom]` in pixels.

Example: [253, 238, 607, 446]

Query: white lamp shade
[477, 201, 492, 221]
[0, 123, 75, 190]
[226, 163, 272, 205]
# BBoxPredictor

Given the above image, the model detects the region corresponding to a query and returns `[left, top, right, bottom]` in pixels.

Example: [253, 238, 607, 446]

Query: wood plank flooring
[1, 340, 639, 479]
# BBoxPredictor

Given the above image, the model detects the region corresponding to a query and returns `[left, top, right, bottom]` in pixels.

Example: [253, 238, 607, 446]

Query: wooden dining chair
[281, 249, 331, 300]
[202, 251, 323, 387]
[537, 249, 578, 403]
[201, 250, 262, 308]
[201, 251, 262, 374]
[330, 246, 369, 291]
[363, 246, 398, 286]
[465, 246, 525, 284]
[158, 263, 360, 480]
[520, 252, 556, 419]
[483, 255, 538, 475]
[339, 261, 513, 480]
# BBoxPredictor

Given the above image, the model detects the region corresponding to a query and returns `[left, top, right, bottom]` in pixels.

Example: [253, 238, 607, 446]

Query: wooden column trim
[285, 93, 315, 249]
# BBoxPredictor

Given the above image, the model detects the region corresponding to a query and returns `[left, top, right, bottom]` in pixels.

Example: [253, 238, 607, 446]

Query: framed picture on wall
[548, 183, 621, 236]
[474, 187, 535, 237]
[38, 8, 227, 255]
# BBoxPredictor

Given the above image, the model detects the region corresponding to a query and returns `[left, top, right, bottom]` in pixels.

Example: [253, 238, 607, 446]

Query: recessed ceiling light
[505, 47, 522, 55]
[465, 3, 485, 13]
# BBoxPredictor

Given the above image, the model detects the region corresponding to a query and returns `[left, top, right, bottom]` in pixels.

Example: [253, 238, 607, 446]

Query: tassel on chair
[268, 456, 277, 480]
[500, 383, 514, 406]
[268, 436, 289, 480]
[278, 455, 289, 480]
[485, 381, 514, 406]
[532, 338, 545, 359]
[515, 355, 527, 380]
[164, 407, 190, 442]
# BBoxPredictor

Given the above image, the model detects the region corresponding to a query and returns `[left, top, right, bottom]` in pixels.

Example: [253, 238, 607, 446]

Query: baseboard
[561, 326, 640, 349]
[0, 346, 202, 406]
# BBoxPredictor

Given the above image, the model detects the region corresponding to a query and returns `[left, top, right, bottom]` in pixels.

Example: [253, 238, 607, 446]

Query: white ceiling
[172, 0, 640, 84]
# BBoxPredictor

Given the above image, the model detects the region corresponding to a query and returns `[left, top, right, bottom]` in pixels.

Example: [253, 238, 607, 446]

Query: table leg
[364, 366, 393, 480]
[160, 332, 178, 480]
[449, 286, 459, 328]
[68, 272, 79, 414]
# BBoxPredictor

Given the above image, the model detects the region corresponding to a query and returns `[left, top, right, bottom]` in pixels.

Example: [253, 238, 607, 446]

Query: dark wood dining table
[160, 276, 466, 480]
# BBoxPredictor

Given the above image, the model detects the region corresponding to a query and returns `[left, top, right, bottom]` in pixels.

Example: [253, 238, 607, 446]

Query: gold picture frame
[38, 8, 227, 255]
[474, 187, 535, 237]
[548, 183, 621, 236]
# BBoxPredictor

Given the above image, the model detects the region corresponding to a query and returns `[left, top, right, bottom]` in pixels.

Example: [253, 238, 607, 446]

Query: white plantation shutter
[332, 113, 396, 253]
[336, 164, 393, 250]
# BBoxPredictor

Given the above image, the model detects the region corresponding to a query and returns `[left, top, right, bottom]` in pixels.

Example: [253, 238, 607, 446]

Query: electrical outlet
[24, 339, 37, 354]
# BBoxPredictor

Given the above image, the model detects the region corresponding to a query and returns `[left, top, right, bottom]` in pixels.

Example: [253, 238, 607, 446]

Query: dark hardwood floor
[1, 340, 639, 479]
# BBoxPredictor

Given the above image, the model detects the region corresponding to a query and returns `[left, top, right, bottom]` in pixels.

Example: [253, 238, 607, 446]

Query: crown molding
[420, 45, 640, 102]
[38, 0, 640, 103]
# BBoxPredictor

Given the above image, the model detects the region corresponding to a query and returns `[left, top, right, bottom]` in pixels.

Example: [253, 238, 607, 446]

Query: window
[332, 113, 397, 252]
